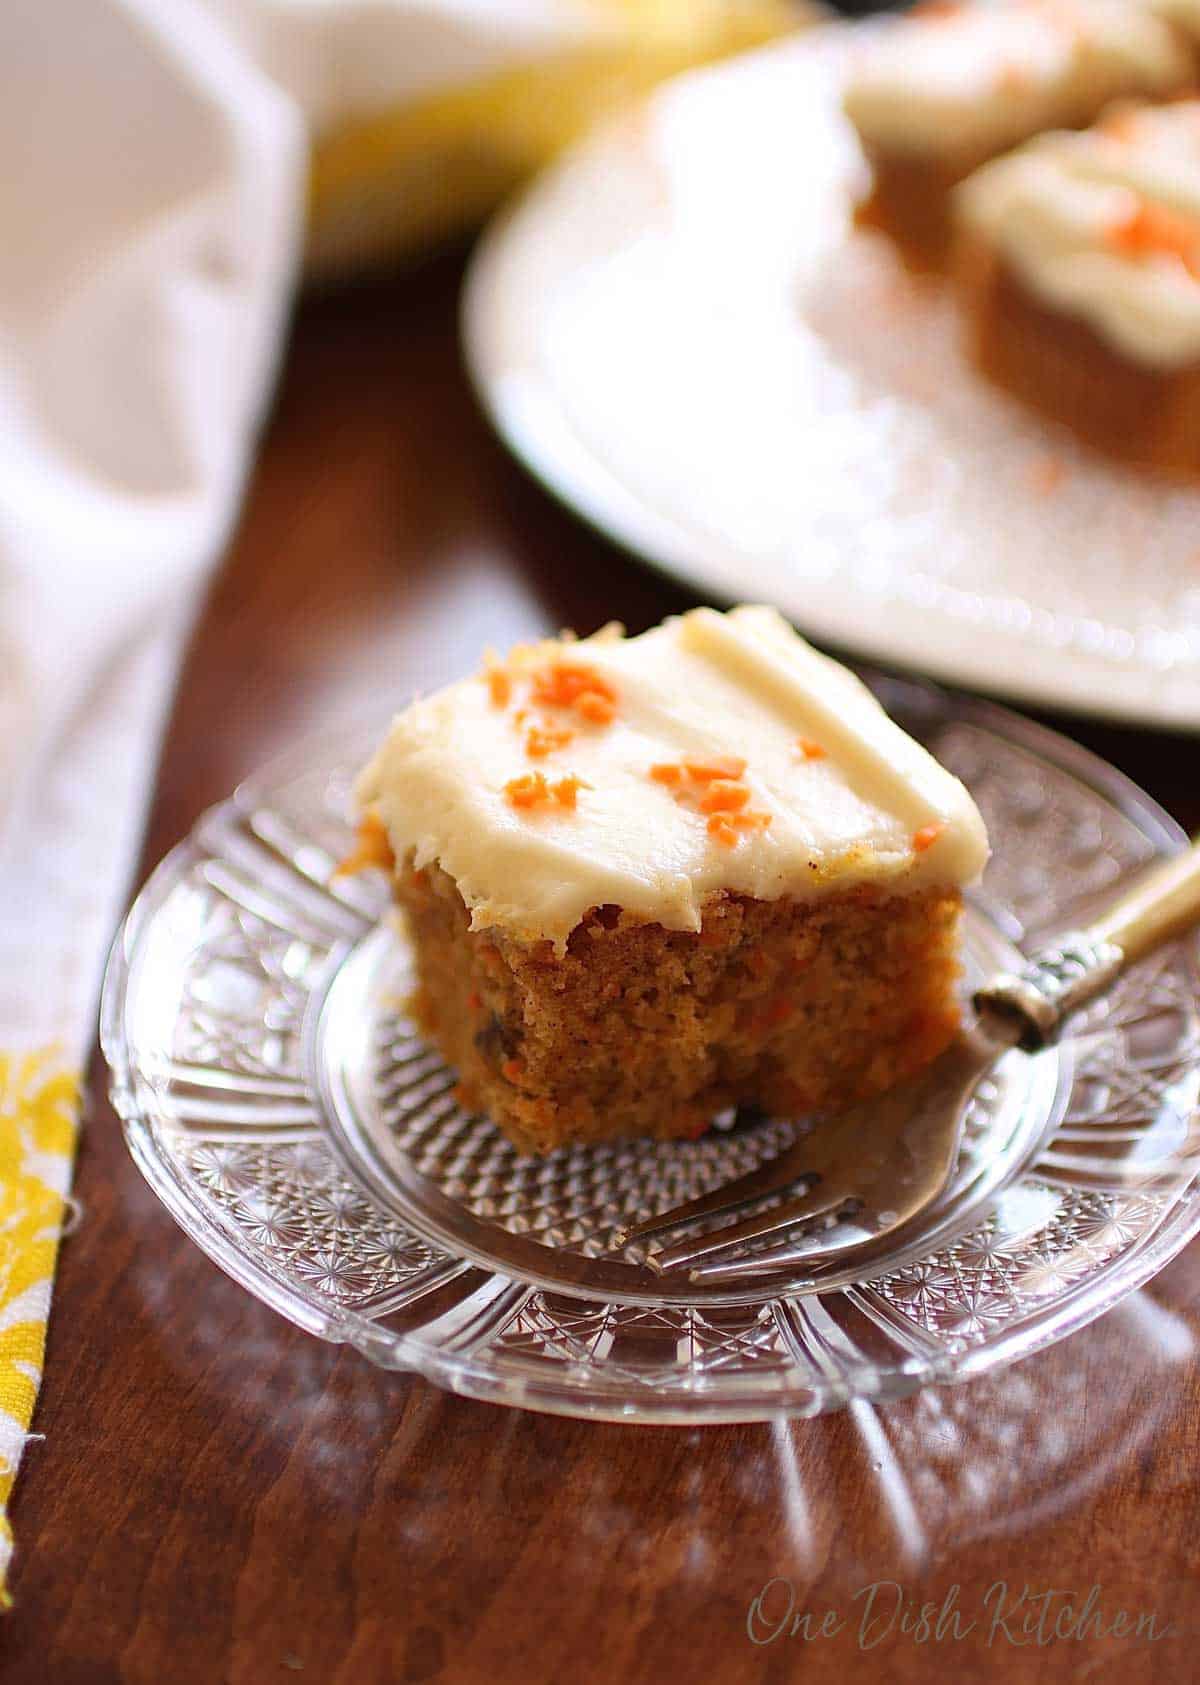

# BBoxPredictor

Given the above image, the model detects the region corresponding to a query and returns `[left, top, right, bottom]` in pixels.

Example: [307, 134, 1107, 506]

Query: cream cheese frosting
[355, 606, 989, 949]
[843, 0, 1191, 159]
[957, 100, 1200, 367]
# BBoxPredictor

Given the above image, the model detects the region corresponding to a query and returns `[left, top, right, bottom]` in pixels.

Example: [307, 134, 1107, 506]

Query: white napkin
[2, 0, 637, 1052]
[0, 0, 303, 1051]
[0, 0, 687, 1592]
[0, 0, 795, 1595]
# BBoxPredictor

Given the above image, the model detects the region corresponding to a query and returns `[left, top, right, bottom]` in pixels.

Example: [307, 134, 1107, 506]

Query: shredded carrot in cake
[747, 995, 795, 1037]
[332, 812, 395, 878]
[502, 1059, 525, 1083]
[795, 738, 826, 761]
[913, 822, 945, 852]
[525, 722, 574, 758]
[684, 755, 747, 783]
[1107, 200, 1200, 278]
[650, 762, 684, 785]
[467, 990, 482, 1011]
[764, 998, 793, 1027]
[698, 780, 751, 814]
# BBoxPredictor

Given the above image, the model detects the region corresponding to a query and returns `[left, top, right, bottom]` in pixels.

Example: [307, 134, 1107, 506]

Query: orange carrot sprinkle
[734, 811, 773, 832]
[650, 762, 684, 785]
[576, 690, 617, 726]
[505, 772, 549, 809]
[531, 661, 617, 709]
[525, 723, 574, 758]
[1107, 200, 1200, 278]
[796, 738, 827, 760]
[332, 813, 395, 878]
[504, 770, 587, 812]
[707, 815, 740, 847]
[551, 775, 586, 810]
[486, 667, 512, 707]
[913, 822, 945, 852]
[684, 755, 748, 783]
[698, 780, 751, 814]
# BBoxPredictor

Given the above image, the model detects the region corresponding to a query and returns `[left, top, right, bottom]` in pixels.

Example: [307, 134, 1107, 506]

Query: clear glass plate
[101, 678, 1200, 1421]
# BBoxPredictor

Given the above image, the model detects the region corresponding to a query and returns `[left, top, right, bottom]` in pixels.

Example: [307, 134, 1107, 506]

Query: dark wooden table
[4, 254, 1198, 1685]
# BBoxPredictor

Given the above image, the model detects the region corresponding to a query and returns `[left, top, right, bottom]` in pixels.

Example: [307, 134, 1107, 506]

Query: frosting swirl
[844, 0, 1191, 158]
[356, 606, 989, 949]
[958, 100, 1200, 367]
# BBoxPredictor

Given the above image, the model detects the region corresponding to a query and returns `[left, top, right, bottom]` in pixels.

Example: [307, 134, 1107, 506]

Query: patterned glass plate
[101, 679, 1200, 1421]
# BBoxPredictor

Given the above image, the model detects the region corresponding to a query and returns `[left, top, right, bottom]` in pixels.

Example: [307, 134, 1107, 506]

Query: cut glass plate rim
[101, 681, 1200, 1422]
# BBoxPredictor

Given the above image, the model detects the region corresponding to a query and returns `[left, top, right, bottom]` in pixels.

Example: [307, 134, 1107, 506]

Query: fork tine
[613, 1138, 817, 1249]
[651, 1188, 850, 1274]
[685, 1220, 868, 1283]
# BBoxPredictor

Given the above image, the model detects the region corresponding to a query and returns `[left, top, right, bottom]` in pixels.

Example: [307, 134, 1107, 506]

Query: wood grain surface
[3, 255, 1197, 1685]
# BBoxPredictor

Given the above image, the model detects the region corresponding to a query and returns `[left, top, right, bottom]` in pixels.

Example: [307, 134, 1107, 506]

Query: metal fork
[616, 840, 1200, 1284]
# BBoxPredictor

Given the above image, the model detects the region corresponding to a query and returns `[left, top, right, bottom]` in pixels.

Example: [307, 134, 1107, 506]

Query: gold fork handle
[1088, 837, 1200, 965]
[976, 836, 1200, 1051]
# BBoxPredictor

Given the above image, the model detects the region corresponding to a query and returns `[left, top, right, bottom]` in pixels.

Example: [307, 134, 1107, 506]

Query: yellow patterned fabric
[0, 1053, 77, 1605]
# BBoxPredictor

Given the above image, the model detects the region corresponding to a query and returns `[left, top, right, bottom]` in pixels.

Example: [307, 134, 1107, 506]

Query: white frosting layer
[356, 606, 989, 948]
[958, 101, 1200, 366]
[843, 1, 1191, 158]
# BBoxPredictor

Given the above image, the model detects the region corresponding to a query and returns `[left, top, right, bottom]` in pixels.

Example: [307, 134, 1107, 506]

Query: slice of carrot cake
[350, 606, 989, 1156]
[843, 0, 1192, 270]
[955, 99, 1200, 473]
